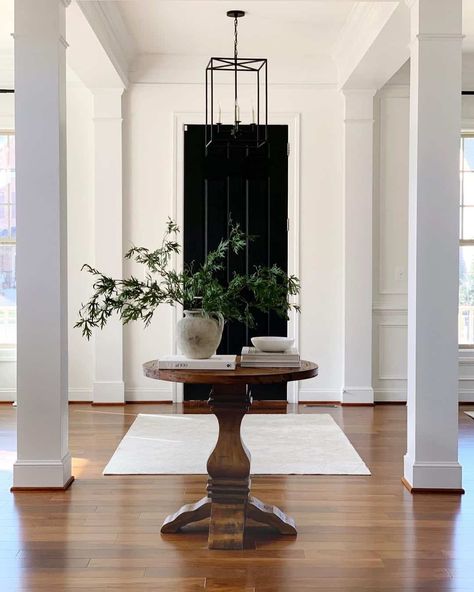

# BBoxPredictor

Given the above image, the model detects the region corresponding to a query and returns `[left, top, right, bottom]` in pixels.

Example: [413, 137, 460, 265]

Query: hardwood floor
[0, 402, 473, 591]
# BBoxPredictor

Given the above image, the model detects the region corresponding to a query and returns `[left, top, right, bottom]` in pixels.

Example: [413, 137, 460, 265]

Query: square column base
[12, 452, 73, 490]
[403, 454, 464, 493]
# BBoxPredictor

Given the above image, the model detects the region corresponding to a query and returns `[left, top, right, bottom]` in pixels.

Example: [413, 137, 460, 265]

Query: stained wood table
[143, 359, 318, 550]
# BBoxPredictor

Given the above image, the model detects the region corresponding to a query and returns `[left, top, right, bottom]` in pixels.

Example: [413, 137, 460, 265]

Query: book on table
[240, 346, 301, 368]
[158, 355, 237, 370]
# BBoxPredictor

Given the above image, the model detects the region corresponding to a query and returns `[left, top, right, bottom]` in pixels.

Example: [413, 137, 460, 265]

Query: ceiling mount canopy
[205, 9, 268, 151]
[226, 9, 245, 19]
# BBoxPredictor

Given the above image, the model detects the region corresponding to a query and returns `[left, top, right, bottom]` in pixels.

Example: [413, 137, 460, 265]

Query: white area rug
[465, 411, 474, 420]
[104, 413, 370, 476]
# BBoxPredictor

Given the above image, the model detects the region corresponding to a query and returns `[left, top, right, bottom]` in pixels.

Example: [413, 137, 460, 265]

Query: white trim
[403, 455, 463, 490]
[172, 112, 301, 404]
[416, 34, 465, 41]
[76, 0, 135, 87]
[374, 388, 407, 402]
[344, 119, 375, 125]
[13, 453, 72, 489]
[299, 389, 341, 403]
[125, 387, 173, 402]
[342, 387, 374, 405]
[0, 387, 16, 402]
[68, 388, 92, 402]
[129, 77, 338, 90]
[92, 380, 125, 404]
[459, 389, 474, 402]
[373, 305, 408, 312]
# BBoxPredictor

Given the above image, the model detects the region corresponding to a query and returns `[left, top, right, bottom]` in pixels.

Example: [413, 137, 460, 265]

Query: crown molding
[77, 1, 136, 88]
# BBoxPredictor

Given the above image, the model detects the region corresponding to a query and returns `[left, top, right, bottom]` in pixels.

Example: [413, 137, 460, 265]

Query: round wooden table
[143, 359, 318, 550]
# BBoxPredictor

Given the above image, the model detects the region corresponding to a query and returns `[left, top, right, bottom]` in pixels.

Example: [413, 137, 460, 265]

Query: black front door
[183, 125, 289, 400]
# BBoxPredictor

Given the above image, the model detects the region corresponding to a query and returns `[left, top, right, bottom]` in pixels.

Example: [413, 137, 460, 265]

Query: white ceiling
[114, 0, 356, 59]
[1, 1, 474, 89]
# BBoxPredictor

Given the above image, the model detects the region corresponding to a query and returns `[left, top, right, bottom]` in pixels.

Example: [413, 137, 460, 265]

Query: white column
[404, 0, 463, 492]
[13, 0, 72, 488]
[342, 90, 375, 405]
[92, 89, 125, 404]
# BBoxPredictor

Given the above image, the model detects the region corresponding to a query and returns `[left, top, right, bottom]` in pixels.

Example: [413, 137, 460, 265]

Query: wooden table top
[143, 358, 318, 385]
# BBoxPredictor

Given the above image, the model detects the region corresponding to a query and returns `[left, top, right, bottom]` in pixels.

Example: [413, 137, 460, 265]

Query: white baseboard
[1, 388, 96, 403]
[125, 388, 173, 402]
[342, 387, 374, 405]
[93, 381, 125, 404]
[20, 385, 474, 405]
[403, 455, 463, 490]
[0, 387, 16, 402]
[68, 388, 93, 402]
[13, 452, 72, 489]
[298, 389, 341, 403]
[374, 389, 407, 403]
[458, 389, 474, 402]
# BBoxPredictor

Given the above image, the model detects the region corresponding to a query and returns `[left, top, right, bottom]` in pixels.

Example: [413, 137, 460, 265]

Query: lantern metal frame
[205, 11, 268, 150]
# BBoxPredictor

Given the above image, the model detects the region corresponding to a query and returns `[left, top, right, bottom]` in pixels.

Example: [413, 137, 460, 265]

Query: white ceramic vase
[176, 309, 224, 359]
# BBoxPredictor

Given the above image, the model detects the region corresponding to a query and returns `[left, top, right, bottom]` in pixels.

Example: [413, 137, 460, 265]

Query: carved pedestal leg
[247, 496, 297, 534]
[160, 496, 211, 534]
[207, 383, 251, 550]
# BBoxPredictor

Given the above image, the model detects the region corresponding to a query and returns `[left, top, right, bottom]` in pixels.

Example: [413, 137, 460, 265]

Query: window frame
[459, 133, 474, 348]
[0, 130, 16, 348]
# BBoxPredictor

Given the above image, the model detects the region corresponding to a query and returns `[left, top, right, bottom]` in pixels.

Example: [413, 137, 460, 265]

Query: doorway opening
[183, 124, 289, 401]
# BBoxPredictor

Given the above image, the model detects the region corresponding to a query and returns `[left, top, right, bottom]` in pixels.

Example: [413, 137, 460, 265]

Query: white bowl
[251, 336, 294, 352]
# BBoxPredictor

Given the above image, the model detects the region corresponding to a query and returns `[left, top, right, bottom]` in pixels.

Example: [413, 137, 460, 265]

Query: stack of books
[158, 355, 236, 370]
[240, 346, 301, 368]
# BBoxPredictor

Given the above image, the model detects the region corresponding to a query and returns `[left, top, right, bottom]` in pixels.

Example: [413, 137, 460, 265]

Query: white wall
[372, 58, 474, 402]
[123, 82, 344, 402]
[66, 80, 95, 402]
[372, 83, 410, 402]
[0, 80, 95, 402]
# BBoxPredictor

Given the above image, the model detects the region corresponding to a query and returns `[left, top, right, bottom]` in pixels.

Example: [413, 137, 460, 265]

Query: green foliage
[75, 218, 300, 340]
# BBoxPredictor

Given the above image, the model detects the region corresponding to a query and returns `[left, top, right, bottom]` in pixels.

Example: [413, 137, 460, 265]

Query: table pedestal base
[161, 495, 296, 549]
[160, 383, 297, 550]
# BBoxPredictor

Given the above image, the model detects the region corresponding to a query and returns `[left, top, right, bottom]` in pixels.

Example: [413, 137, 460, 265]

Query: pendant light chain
[234, 15, 239, 60]
[234, 15, 239, 124]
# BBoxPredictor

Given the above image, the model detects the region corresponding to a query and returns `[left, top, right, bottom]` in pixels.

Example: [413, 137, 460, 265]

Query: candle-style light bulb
[251, 105, 256, 124]
[235, 99, 240, 123]
[218, 104, 222, 124]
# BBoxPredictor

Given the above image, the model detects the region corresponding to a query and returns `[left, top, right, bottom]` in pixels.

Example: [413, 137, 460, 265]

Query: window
[0, 133, 16, 346]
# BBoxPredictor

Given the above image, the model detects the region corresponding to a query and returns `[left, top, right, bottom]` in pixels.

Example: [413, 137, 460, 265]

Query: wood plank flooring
[0, 403, 473, 591]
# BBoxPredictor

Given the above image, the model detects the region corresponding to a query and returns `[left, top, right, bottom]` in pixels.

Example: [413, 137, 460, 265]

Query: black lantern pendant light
[205, 10, 268, 151]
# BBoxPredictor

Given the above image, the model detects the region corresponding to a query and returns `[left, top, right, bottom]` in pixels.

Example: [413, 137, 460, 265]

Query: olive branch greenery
[75, 218, 300, 340]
